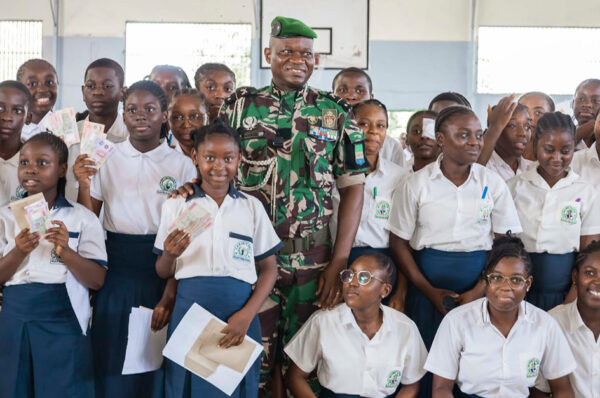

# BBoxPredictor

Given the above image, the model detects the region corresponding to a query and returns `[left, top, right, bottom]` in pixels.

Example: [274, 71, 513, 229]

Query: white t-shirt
[90, 139, 197, 235]
[331, 157, 407, 248]
[507, 168, 600, 253]
[153, 184, 282, 284]
[285, 303, 427, 397]
[387, 157, 522, 251]
[425, 298, 576, 398]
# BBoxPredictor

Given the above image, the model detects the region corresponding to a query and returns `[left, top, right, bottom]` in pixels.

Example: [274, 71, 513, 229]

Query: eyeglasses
[339, 269, 386, 286]
[171, 113, 207, 124]
[486, 273, 529, 289]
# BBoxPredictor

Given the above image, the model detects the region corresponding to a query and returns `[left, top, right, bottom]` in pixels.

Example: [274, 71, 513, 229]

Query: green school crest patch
[385, 370, 402, 388]
[157, 176, 177, 195]
[526, 358, 540, 378]
[375, 200, 390, 220]
[560, 205, 577, 224]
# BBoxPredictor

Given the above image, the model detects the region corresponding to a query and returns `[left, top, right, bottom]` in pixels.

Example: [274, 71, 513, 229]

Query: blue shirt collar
[23, 192, 73, 209]
[185, 182, 246, 202]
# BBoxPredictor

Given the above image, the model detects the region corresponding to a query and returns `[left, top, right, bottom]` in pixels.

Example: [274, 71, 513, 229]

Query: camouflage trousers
[258, 241, 331, 397]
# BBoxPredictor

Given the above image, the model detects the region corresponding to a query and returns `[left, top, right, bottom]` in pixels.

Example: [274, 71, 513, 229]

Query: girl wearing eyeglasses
[506, 112, 600, 311]
[284, 252, 427, 398]
[425, 234, 576, 398]
[167, 89, 209, 158]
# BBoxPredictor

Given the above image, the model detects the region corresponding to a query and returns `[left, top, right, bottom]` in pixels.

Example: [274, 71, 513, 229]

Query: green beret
[270, 16, 317, 39]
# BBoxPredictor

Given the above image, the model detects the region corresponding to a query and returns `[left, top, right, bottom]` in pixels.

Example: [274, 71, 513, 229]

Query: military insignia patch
[322, 109, 338, 129]
[308, 126, 338, 141]
[242, 116, 258, 130]
[307, 115, 318, 125]
[561, 205, 577, 224]
[355, 143, 365, 165]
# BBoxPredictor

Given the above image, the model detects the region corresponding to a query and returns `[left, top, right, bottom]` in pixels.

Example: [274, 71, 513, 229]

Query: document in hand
[10, 193, 52, 234]
[163, 303, 263, 396]
[122, 307, 168, 375]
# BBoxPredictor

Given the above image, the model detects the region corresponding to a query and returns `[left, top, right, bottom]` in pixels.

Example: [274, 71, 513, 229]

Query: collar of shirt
[490, 151, 531, 172]
[565, 299, 588, 334]
[185, 182, 247, 202]
[339, 302, 393, 339]
[479, 297, 533, 326]
[429, 155, 480, 184]
[521, 166, 580, 190]
[269, 81, 308, 102]
[0, 150, 19, 166]
[18, 192, 72, 210]
[120, 138, 172, 162]
[588, 142, 600, 165]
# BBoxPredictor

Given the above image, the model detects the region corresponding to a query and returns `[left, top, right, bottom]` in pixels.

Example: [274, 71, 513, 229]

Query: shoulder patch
[224, 86, 258, 105]
[320, 90, 352, 112]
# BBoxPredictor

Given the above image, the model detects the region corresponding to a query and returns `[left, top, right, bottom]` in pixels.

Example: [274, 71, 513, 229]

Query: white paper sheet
[163, 303, 263, 396]
[65, 271, 90, 335]
[422, 117, 436, 140]
[122, 307, 167, 375]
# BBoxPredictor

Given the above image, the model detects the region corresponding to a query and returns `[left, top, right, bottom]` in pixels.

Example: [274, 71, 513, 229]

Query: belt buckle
[304, 234, 314, 252]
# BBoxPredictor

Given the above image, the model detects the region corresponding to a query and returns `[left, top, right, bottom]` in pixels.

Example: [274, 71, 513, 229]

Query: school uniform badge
[375, 200, 390, 220]
[233, 241, 252, 262]
[157, 176, 177, 195]
[526, 358, 540, 378]
[478, 203, 492, 224]
[385, 370, 402, 388]
[322, 109, 338, 129]
[50, 247, 64, 264]
[10, 185, 26, 202]
[560, 205, 577, 224]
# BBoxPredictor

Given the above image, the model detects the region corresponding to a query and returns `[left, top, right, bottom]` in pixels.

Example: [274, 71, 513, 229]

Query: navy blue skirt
[527, 252, 575, 311]
[406, 248, 487, 398]
[92, 232, 166, 398]
[165, 276, 261, 398]
[0, 283, 94, 398]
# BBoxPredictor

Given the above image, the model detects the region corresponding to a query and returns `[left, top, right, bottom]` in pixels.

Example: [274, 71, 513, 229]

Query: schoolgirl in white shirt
[507, 112, 600, 311]
[330, 100, 407, 307]
[535, 241, 600, 398]
[571, 111, 600, 187]
[154, 119, 281, 397]
[426, 235, 576, 398]
[285, 252, 427, 398]
[388, 106, 522, 398]
[404, 110, 440, 174]
[75, 80, 197, 398]
[478, 99, 534, 181]
[0, 81, 31, 207]
[0, 133, 107, 397]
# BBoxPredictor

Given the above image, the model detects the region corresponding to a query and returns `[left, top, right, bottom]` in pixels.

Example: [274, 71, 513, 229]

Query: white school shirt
[379, 135, 405, 168]
[386, 157, 522, 251]
[486, 151, 534, 182]
[153, 184, 282, 284]
[425, 298, 576, 398]
[20, 111, 52, 141]
[506, 168, 600, 253]
[536, 300, 600, 398]
[0, 195, 107, 286]
[65, 114, 130, 202]
[330, 157, 407, 248]
[572, 142, 600, 187]
[90, 139, 197, 235]
[0, 151, 24, 207]
[284, 303, 427, 398]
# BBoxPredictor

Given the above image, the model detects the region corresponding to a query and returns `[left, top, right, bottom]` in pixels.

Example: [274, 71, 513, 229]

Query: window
[125, 22, 252, 87]
[387, 110, 415, 141]
[477, 26, 600, 95]
[0, 21, 43, 81]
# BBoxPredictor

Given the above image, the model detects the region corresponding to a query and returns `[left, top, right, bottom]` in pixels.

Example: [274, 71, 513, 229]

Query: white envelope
[122, 307, 167, 375]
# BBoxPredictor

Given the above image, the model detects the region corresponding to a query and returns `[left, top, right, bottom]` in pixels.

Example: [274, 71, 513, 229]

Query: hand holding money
[14, 227, 41, 256]
[45, 220, 71, 257]
[73, 154, 99, 188]
[163, 229, 192, 258]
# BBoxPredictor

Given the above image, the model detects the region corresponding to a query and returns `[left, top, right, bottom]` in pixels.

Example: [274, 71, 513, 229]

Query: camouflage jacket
[220, 82, 368, 239]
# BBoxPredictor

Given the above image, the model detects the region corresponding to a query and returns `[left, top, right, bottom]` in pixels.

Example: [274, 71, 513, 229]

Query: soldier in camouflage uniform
[219, 16, 368, 396]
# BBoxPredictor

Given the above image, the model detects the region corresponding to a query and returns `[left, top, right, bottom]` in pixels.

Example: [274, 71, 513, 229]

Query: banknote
[23, 199, 52, 235]
[81, 121, 105, 154]
[168, 202, 213, 238]
[47, 108, 80, 147]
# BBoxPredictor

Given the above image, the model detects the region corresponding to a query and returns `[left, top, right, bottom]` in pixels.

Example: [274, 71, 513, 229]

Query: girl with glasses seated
[425, 234, 576, 398]
[284, 252, 428, 398]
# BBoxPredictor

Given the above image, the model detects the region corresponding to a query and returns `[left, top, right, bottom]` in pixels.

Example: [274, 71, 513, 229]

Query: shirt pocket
[557, 200, 581, 227]
[302, 136, 335, 189]
[519, 352, 542, 387]
[239, 134, 270, 188]
[228, 232, 255, 268]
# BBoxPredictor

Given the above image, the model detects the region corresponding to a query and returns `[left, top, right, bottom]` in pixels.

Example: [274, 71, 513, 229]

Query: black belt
[280, 228, 329, 255]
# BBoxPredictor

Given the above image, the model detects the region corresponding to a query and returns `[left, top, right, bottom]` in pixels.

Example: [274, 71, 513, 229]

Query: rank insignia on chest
[242, 116, 258, 130]
[309, 125, 338, 141]
[322, 109, 338, 129]
[355, 143, 365, 165]
[307, 115, 318, 125]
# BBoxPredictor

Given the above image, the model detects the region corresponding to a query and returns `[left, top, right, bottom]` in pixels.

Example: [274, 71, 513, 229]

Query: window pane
[478, 26, 600, 95]
[125, 23, 252, 87]
[0, 21, 43, 81]
[388, 110, 415, 140]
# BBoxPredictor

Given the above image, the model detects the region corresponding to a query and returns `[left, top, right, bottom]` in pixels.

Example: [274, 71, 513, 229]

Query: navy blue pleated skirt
[527, 252, 575, 311]
[406, 248, 487, 398]
[92, 232, 167, 398]
[165, 276, 261, 398]
[0, 283, 94, 398]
